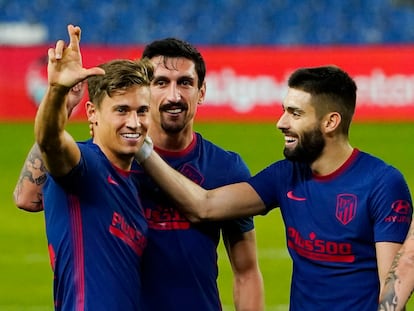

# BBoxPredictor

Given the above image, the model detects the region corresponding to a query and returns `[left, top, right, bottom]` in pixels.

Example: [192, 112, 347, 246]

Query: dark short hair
[142, 37, 206, 89]
[88, 58, 154, 107]
[288, 65, 357, 134]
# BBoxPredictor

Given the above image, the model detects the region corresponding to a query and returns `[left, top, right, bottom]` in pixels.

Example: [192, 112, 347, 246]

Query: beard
[161, 119, 185, 133]
[159, 101, 188, 134]
[283, 126, 325, 163]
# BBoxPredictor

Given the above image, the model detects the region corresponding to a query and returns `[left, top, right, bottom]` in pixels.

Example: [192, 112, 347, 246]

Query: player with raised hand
[33, 24, 153, 310]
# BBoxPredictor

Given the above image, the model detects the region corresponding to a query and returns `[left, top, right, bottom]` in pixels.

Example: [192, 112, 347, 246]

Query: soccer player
[35, 24, 152, 310]
[138, 38, 263, 310]
[14, 37, 264, 310]
[136, 65, 413, 311]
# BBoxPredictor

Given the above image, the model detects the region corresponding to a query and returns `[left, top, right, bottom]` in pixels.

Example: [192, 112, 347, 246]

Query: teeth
[285, 136, 296, 143]
[122, 133, 140, 139]
[166, 108, 182, 114]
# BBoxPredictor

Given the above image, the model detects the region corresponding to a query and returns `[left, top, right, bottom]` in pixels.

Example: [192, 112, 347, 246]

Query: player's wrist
[136, 136, 153, 163]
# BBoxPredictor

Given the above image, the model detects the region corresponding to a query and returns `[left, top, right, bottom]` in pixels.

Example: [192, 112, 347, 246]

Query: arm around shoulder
[138, 149, 267, 221]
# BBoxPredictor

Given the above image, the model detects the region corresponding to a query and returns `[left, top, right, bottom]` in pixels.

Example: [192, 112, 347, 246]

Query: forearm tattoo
[378, 268, 399, 310]
[13, 144, 47, 209]
[378, 250, 409, 311]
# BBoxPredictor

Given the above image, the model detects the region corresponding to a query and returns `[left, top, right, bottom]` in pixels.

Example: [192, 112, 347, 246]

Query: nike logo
[107, 175, 119, 185]
[287, 191, 306, 201]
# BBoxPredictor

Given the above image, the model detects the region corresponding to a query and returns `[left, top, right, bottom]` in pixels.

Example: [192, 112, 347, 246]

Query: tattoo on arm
[378, 252, 403, 311]
[13, 144, 48, 210]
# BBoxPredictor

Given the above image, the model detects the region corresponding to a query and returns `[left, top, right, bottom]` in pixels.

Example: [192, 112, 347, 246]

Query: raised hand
[47, 24, 104, 90]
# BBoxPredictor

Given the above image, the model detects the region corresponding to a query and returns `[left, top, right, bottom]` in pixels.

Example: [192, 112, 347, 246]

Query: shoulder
[77, 139, 105, 159]
[356, 150, 401, 175]
[355, 151, 407, 188]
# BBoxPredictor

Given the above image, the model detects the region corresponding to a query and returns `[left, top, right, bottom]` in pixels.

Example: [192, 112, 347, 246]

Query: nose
[276, 112, 288, 130]
[167, 83, 181, 102]
[126, 112, 140, 129]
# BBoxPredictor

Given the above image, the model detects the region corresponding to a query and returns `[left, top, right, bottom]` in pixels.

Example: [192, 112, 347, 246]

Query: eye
[116, 106, 127, 113]
[137, 106, 149, 115]
[179, 78, 194, 87]
[153, 78, 167, 87]
[285, 106, 302, 118]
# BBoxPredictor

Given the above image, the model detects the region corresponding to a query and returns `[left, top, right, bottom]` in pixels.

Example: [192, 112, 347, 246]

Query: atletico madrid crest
[336, 194, 357, 225]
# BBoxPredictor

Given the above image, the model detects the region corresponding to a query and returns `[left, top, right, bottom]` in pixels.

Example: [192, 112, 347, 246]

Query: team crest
[336, 194, 357, 225]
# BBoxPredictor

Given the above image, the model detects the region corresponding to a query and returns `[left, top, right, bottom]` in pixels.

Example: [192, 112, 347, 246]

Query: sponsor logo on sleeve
[384, 199, 411, 223]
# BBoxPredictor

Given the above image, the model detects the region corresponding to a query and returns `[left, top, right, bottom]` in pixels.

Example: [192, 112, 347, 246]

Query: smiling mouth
[121, 133, 141, 139]
[284, 135, 297, 145]
[161, 103, 188, 115]
[165, 107, 184, 114]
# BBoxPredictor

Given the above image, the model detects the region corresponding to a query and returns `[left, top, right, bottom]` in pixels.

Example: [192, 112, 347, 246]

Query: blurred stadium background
[1, 1, 414, 310]
[1, 0, 414, 45]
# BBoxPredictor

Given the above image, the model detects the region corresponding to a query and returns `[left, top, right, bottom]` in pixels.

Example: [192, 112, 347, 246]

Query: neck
[150, 128, 194, 151]
[93, 139, 133, 171]
[310, 141, 354, 176]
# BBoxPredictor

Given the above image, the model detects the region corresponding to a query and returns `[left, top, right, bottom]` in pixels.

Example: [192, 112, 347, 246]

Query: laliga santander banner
[1, 45, 414, 122]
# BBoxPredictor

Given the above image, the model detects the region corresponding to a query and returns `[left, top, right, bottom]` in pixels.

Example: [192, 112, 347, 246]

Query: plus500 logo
[287, 227, 352, 255]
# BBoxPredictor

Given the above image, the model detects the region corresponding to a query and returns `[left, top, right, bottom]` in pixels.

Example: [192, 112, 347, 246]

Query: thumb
[82, 67, 106, 79]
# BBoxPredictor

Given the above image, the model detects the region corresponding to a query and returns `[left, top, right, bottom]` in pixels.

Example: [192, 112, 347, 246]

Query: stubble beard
[160, 115, 186, 134]
[159, 102, 188, 134]
[283, 126, 325, 163]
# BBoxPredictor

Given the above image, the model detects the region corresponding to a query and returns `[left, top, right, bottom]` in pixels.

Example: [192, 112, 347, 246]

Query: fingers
[54, 40, 66, 59]
[71, 82, 84, 92]
[47, 24, 103, 87]
[67, 24, 81, 53]
[47, 47, 56, 62]
[47, 38, 65, 62]
[51, 25, 80, 61]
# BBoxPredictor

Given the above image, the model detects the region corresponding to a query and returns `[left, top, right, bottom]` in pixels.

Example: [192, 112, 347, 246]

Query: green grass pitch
[1, 121, 414, 310]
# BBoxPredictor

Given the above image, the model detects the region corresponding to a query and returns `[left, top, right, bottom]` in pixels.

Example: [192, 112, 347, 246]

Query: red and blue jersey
[248, 148, 412, 311]
[135, 133, 254, 311]
[43, 140, 148, 311]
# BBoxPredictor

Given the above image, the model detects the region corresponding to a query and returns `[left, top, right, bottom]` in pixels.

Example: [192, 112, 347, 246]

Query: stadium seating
[0, 0, 413, 45]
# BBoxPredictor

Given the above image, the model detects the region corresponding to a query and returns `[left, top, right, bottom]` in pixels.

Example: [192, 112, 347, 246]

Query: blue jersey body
[136, 133, 254, 311]
[248, 149, 412, 311]
[43, 140, 148, 311]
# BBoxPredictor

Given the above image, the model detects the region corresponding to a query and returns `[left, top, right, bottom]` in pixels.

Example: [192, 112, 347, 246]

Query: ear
[86, 101, 97, 123]
[322, 112, 341, 134]
[198, 81, 206, 105]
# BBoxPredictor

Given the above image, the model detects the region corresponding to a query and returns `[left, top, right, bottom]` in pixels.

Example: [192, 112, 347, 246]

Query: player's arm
[35, 24, 104, 176]
[224, 229, 264, 311]
[13, 144, 47, 212]
[376, 241, 405, 291]
[35, 80, 79, 176]
[13, 83, 85, 211]
[138, 147, 267, 221]
[378, 228, 414, 311]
